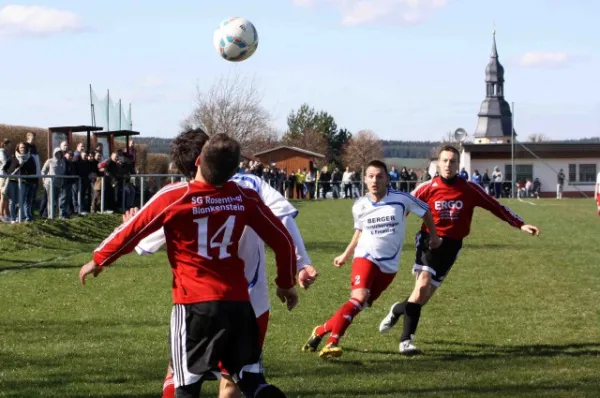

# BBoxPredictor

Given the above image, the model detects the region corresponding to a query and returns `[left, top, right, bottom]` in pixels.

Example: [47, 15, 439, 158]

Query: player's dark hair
[200, 133, 241, 185]
[170, 128, 210, 179]
[365, 159, 389, 175]
[438, 144, 460, 158]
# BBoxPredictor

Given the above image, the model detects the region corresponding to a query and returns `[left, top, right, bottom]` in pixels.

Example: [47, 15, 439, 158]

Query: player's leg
[170, 303, 225, 397]
[317, 258, 379, 359]
[162, 362, 175, 398]
[219, 311, 270, 398]
[224, 303, 286, 398]
[379, 231, 433, 335]
[303, 258, 375, 356]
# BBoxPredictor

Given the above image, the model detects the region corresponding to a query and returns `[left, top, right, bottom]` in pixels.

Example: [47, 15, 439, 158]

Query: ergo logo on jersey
[434, 200, 463, 210]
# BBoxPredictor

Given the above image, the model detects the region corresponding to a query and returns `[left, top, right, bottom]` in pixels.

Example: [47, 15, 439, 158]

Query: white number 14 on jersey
[194, 215, 236, 260]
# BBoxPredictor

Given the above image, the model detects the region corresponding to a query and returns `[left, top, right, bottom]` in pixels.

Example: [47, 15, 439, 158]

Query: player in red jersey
[126, 128, 317, 398]
[79, 134, 297, 398]
[378, 145, 540, 355]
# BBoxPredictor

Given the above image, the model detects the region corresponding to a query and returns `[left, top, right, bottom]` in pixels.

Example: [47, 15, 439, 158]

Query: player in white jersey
[302, 160, 440, 359]
[595, 171, 600, 216]
[128, 128, 318, 398]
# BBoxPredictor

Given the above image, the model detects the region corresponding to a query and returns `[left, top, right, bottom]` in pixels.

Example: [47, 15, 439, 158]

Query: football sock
[238, 372, 286, 398]
[391, 298, 410, 317]
[400, 302, 422, 342]
[326, 298, 363, 345]
[162, 374, 175, 398]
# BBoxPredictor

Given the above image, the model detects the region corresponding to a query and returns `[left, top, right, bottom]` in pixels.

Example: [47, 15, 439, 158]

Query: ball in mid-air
[213, 17, 259, 62]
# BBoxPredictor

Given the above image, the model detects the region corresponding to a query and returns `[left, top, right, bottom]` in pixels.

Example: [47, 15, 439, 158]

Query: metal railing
[0, 172, 434, 224]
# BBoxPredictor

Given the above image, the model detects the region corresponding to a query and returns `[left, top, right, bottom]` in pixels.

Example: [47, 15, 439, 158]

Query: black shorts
[169, 301, 262, 388]
[413, 230, 463, 287]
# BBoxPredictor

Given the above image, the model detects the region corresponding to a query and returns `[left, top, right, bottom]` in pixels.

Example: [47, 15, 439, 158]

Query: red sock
[325, 298, 363, 345]
[162, 374, 175, 398]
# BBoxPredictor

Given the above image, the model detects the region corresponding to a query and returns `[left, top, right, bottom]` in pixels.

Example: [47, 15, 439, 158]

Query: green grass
[1, 199, 599, 397]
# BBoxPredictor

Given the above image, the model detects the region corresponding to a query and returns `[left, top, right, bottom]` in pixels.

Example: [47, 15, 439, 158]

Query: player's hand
[429, 235, 442, 249]
[521, 224, 540, 236]
[333, 254, 347, 268]
[79, 260, 103, 285]
[122, 207, 139, 223]
[298, 265, 319, 290]
[276, 287, 299, 311]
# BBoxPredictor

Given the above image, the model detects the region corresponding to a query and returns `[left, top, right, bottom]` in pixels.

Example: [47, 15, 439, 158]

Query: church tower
[473, 31, 515, 144]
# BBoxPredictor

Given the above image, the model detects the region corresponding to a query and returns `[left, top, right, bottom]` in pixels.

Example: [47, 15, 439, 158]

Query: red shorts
[219, 310, 269, 375]
[596, 194, 600, 206]
[350, 258, 396, 306]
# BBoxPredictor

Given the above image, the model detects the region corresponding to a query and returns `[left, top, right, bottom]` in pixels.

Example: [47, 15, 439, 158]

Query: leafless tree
[281, 128, 330, 167]
[181, 73, 275, 150]
[527, 133, 548, 142]
[342, 129, 384, 171]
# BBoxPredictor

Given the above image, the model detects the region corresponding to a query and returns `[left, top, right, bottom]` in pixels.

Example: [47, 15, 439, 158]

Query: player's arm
[333, 229, 361, 268]
[246, 193, 299, 310]
[255, 177, 317, 288]
[280, 215, 318, 289]
[403, 193, 441, 248]
[79, 188, 181, 284]
[469, 182, 540, 236]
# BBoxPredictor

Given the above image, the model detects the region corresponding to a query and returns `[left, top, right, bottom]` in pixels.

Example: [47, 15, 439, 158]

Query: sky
[0, 0, 599, 142]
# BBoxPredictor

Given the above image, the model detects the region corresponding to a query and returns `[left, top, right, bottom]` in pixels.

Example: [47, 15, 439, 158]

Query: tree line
[135, 72, 597, 168]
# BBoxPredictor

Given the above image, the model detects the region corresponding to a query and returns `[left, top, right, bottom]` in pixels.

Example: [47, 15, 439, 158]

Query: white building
[426, 32, 599, 198]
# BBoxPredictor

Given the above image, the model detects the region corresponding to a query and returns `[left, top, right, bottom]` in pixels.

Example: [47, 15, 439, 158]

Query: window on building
[568, 164, 576, 182]
[578, 164, 597, 182]
[504, 164, 533, 183]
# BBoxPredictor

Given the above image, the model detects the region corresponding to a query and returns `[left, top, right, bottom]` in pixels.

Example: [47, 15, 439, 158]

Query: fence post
[121, 178, 126, 211]
[140, 176, 145, 208]
[17, 177, 22, 223]
[100, 177, 105, 213]
[361, 167, 365, 196]
[49, 181, 54, 220]
[78, 177, 82, 215]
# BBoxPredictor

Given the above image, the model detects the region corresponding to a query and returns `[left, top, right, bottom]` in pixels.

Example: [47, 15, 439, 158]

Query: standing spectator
[482, 168, 491, 194]
[389, 166, 399, 190]
[471, 169, 482, 186]
[40, 148, 67, 219]
[73, 142, 85, 159]
[26, 132, 40, 219]
[459, 167, 469, 180]
[305, 168, 316, 200]
[408, 169, 418, 191]
[295, 168, 305, 199]
[5, 142, 37, 222]
[287, 171, 295, 199]
[0, 139, 11, 222]
[492, 166, 503, 199]
[331, 168, 342, 199]
[342, 167, 354, 199]
[63, 151, 76, 216]
[557, 169, 565, 199]
[320, 167, 331, 198]
[420, 169, 432, 182]
[399, 167, 409, 192]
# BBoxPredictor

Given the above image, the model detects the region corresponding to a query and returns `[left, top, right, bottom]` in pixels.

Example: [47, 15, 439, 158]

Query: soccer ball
[213, 17, 259, 62]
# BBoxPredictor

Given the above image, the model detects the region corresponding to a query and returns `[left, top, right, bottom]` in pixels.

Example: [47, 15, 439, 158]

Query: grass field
[1, 198, 599, 397]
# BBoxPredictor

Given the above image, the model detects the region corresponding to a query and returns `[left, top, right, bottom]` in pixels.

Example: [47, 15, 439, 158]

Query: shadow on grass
[0, 262, 81, 273]
[287, 380, 600, 397]
[343, 341, 600, 360]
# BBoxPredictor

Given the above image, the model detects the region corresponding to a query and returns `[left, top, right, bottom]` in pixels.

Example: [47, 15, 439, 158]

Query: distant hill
[384, 158, 430, 170]
[134, 136, 173, 154]
[133, 136, 600, 158]
[134, 137, 441, 158]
